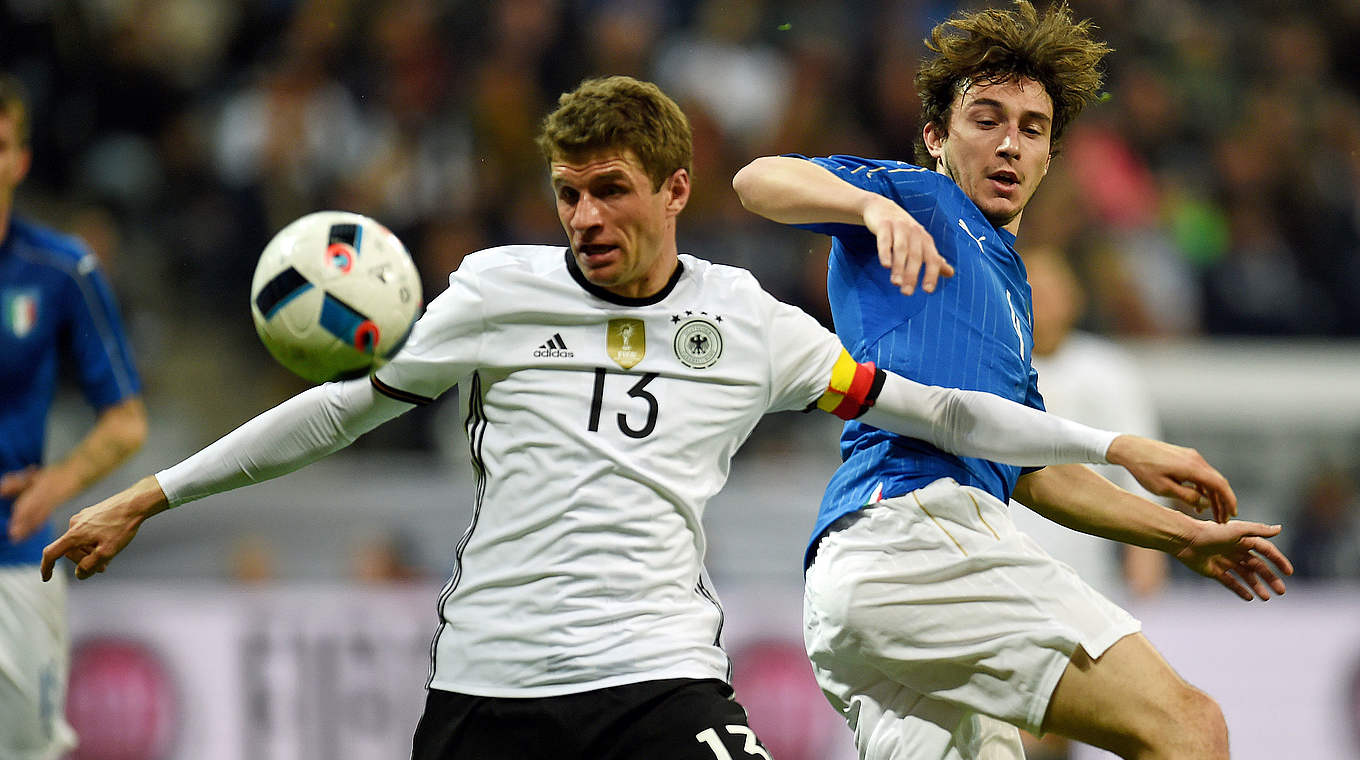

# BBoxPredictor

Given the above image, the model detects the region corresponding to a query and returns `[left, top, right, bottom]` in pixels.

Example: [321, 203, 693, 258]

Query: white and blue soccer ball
[250, 211, 422, 383]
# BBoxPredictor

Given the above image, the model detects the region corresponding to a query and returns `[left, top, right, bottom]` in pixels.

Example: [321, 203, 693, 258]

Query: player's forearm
[1012, 464, 1196, 553]
[156, 378, 409, 507]
[732, 156, 880, 226]
[113, 474, 173, 524]
[859, 373, 1117, 466]
[48, 396, 148, 502]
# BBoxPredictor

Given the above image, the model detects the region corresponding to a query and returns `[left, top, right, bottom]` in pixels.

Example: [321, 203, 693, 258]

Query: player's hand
[3, 465, 76, 542]
[41, 476, 168, 581]
[1105, 435, 1236, 522]
[861, 195, 955, 295]
[1172, 520, 1293, 601]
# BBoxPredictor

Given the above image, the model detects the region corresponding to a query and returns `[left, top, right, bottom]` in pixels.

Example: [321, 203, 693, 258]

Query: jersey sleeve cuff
[371, 374, 434, 406]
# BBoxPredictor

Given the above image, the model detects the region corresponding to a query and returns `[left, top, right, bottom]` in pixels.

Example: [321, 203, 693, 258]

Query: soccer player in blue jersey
[0, 74, 147, 759]
[734, 3, 1291, 759]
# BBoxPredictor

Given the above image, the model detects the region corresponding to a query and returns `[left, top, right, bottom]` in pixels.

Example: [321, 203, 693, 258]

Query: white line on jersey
[957, 219, 987, 253]
[1005, 290, 1026, 361]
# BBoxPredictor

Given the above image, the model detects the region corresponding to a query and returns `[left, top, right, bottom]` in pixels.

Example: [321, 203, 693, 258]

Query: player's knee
[1149, 686, 1228, 759]
[1186, 689, 1229, 759]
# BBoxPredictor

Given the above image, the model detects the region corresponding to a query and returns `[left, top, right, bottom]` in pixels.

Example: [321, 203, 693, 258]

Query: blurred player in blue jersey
[734, 3, 1291, 759]
[0, 74, 147, 759]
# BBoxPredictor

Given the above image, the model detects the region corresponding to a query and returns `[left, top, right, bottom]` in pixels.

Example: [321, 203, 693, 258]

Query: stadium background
[5, 1, 1359, 758]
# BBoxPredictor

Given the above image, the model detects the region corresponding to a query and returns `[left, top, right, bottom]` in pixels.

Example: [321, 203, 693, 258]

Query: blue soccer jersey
[0, 216, 141, 565]
[794, 155, 1044, 565]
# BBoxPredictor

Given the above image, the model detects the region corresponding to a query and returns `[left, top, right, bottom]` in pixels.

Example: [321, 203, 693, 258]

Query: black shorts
[410, 678, 772, 760]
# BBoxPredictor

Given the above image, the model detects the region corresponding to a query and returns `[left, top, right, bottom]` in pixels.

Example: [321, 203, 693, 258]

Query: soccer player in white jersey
[46, 76, 1245, 760]
[733, 3, 1292, 759]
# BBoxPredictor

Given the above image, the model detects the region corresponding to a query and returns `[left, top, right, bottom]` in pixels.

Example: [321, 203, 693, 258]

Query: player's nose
[996, 127, 1021, 158]
[571, 194, 604, 229]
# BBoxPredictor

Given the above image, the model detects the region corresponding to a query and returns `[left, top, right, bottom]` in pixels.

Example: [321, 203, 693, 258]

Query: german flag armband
[815, 349, 886, 420]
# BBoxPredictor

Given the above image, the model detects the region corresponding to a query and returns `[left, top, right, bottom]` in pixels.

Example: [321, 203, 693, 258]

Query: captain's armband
[814, 349, 886, 420]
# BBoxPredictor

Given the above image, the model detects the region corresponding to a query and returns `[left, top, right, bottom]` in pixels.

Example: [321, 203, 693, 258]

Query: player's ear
[8, 145, 30, 185]
[923, 120, 947, 161]
[664, 168, 690, 215]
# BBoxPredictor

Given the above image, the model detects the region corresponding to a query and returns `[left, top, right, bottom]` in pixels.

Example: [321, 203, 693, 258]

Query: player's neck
[610, 252, 679, 300]
[931, 162, 1026, 235]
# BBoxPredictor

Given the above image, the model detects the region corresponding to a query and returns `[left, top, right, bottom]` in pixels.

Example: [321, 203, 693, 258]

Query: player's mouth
[987, 170, 1020, 194]
[576, 243, 621, 266]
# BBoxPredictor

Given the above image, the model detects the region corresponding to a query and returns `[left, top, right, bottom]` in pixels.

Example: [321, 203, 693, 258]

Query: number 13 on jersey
[587, 368, 661, 439]
[696, 726, 772, 759]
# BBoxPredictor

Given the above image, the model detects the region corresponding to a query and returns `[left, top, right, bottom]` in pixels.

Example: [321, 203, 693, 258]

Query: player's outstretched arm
[41, 377, 413, 581]
[851, 368, 1117, 466]
[850, 370, 1237, 518]
[733, 156, 954, 295]
[819, 358, 1240, 516]
[1013, 464, 1293, 601]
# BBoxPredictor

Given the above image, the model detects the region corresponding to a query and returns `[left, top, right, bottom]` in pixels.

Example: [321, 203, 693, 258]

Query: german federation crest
[673, 317, 722, 369]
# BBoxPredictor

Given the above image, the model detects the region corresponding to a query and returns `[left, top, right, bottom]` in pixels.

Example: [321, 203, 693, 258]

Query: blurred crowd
[5, 0, 1359, 337]
[4, 0, 1360, 575]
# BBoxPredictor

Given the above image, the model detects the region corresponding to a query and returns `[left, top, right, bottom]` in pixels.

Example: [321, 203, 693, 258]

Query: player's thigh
[409, 688, 512, 760]
[0, 676, 59, 759]
[411, 686, 601, 759]
[0, 568, 75, 758]
[1040, 633, 1201, 750]
[840, 683, 1024, 760]
[410, 679, 770, 760]
[806, 483, 1139, 735]
[603, 678, 772, 760]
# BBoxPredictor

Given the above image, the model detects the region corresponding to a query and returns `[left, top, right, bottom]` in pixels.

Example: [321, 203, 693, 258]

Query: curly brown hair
[913, 1, 1111, 166]
[536, 76, 692, 192]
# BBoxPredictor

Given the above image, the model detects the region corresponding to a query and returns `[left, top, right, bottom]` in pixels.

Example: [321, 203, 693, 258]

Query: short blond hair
[536, 76, 692, 191]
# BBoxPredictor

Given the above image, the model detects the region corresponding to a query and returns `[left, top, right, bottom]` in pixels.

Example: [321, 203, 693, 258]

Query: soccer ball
[250, 211, 422, 383]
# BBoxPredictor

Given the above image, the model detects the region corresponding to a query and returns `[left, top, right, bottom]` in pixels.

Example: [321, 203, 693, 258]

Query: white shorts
[0, 565, 77, 760]
[803, 478, 1141, 760]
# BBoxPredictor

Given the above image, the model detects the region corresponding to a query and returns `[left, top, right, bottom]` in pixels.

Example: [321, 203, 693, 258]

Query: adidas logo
[533, 333, 574, 358]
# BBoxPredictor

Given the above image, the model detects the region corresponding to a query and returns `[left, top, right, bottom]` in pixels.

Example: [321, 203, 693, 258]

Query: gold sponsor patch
[607, 318, 646, 369]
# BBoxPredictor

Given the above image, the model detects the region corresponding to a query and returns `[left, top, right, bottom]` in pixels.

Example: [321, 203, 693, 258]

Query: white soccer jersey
[373, 245, 845, 697]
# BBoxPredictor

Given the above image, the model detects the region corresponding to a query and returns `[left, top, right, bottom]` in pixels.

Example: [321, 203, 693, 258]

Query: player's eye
[558, 187, 579, 203]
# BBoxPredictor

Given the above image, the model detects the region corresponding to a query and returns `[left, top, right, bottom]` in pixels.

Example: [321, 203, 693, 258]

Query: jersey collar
[562, 248, 685, 307]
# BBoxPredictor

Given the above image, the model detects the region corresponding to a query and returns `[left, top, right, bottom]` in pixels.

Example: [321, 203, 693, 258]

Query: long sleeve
[860, 371, 1116, 467]
[155, 378, 412, 507]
